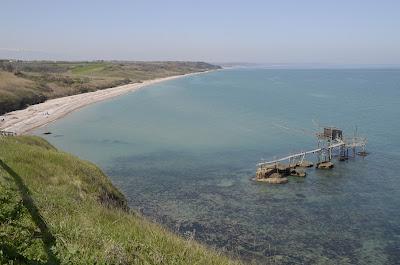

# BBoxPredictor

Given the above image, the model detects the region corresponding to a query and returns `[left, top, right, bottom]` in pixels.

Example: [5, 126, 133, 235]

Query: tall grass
[0, 136, 239, 265]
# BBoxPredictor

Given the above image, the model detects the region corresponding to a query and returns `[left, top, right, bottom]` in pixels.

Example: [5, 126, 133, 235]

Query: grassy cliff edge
[0, 136, 238, 265]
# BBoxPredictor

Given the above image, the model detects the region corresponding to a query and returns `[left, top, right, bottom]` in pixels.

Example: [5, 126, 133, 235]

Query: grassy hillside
[0, 60, 221, 115]
[0, 136, 238, 265]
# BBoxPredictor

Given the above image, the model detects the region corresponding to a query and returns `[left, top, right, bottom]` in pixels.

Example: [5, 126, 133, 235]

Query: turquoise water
[36, 68, 400, 264]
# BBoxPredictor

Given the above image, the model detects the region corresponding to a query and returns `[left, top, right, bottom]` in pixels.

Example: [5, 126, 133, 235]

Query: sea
[35, 68, 400, 264]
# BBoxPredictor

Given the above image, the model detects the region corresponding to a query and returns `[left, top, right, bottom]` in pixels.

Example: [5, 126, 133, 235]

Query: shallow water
[36, 68, 400, 264]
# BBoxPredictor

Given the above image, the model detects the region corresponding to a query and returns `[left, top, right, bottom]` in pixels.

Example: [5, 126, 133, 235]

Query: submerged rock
[257, 176, 288, 184]
[357, 151, 369, 157]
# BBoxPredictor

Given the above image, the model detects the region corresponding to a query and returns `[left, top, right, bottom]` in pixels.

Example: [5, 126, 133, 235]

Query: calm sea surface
[35, 68, 400, 264]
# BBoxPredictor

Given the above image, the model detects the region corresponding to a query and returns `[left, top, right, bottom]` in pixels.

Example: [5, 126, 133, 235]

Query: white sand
[0, 71, 210, 135]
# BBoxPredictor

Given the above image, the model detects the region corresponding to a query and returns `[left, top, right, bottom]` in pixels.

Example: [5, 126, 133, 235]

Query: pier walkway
[257, 138, 365, 167]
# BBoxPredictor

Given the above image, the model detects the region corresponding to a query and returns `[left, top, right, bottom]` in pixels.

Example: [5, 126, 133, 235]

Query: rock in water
[316, 161, 334, 169]
[290, 169, 306, 177]
[296, 160, 313, 168]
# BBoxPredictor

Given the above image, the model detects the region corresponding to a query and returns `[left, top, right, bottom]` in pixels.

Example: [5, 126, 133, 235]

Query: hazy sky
[1, 0, 400, 64]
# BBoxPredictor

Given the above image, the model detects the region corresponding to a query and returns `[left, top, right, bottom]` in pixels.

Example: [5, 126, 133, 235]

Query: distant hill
[0, 60, 221, 115]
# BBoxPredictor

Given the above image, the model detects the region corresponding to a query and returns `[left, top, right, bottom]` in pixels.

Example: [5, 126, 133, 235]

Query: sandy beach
[0, 71, 210, 135]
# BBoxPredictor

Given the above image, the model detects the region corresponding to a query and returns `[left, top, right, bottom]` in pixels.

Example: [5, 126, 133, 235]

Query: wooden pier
[255, 126, 367, 183]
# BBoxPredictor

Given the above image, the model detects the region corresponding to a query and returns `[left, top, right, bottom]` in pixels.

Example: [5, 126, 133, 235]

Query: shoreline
[0, 70, 215, 135]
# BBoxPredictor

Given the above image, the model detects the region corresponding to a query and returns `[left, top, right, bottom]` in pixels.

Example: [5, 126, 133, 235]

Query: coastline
[0, 70, 215, 135]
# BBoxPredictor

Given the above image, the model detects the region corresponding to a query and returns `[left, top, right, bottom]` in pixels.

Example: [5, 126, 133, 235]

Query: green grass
[0, 136, 239, 265]
[70, 63, 110, 75]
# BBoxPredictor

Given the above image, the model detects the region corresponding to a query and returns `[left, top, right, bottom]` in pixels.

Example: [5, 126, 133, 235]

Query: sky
[1, 0, 400, 64]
